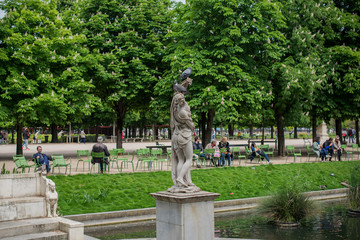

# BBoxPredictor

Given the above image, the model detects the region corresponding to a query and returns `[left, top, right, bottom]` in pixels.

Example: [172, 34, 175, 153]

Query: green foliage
[49, 161, 359, 215]
[349, 166, 360, 210]
[259, 180, 315, 223]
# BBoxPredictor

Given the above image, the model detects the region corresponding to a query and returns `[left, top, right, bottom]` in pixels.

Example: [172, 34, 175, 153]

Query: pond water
[91, 200, 360, 240]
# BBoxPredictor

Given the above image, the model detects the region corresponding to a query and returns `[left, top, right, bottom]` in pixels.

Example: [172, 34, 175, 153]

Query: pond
[90, 200, 360, 240]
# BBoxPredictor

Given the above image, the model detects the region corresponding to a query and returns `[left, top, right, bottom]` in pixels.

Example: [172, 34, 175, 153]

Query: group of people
[192, 136, 233, 167]
[192, 136, 272, 167]
[312, 136, 343, 162]
[342, 128, 356, 143]
[31, 136, 110, 176]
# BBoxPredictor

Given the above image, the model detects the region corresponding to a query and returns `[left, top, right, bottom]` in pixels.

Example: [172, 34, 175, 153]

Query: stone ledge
[150, 191, 220, 203]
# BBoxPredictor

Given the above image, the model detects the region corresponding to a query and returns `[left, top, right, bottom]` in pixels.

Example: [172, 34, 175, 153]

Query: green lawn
[49, 161, 360, 216]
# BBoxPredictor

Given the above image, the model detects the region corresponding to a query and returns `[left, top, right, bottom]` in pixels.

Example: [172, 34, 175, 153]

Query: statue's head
[173, 93, 185, 106]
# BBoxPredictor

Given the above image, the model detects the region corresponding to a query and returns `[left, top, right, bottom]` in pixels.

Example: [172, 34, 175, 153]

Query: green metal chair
[12, 155, 36, 173]
[341, 144, 353, 161]
[90, 152, 109, 173]
[286, 145, 302, 163]
[204, 148, 216, 167]
[260, 144, 274, 160]
[231, 147, 246, 165]
[51, 154, 71, 174]
[135, 149, 154, 171]
[75, 150, 91, 171]
[305, 145, 317, 162]
[352, 144, 359, 160]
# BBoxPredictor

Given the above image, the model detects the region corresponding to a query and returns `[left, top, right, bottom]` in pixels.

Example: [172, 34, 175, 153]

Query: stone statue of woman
[168, 89, 201, 193]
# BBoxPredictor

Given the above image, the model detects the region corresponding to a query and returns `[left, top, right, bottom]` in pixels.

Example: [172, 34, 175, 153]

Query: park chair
[245, 146, 261, 163]
[12, 155, 36, 173]
[113, 148, 133, 172]
[286, 145, 302, 163]
[90, 152, 109, 173]
[135, 149, 154, 171]
[341, 144, 353, 161]
[305, 145, 318, 162]
[193, 149, 201, 167]
[193, 149, 206, 167]
[51, 154, 71, 174]
[231, 147, 246, 166]
[75, 150, 91, 171]
[204, 148, 215, 167]
[151, 149, 163, 168]
[109, 149, 121, 171]
[215, 148, 228, 166]
[352, 144, 359, 160]
[260, 144, 274, 160]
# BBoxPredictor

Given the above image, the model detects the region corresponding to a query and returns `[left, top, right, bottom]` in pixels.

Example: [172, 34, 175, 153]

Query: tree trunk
[271, 126, 274, 139]
[50, 124, 58, 143]
[11, 126, 15, 144]
[276, 114, 285, 156]
[132, 126, 136, 138]
[335, 118, 342, 143]
[201, 109, 215, 147]
[249, 123, 253, 138]
[95, 125, 99, 140]
[261, 117, 265, 144]
[115, 100, 127, 148]
[16, 122, 23, 155]
[355, 119, 359, 145]
[228, 124, 234, 137]
[294, 126, 298, 139]
[312, 110, 317, 142]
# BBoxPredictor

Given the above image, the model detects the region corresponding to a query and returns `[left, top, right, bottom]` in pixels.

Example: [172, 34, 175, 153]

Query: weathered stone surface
[151, 191, 219, 240]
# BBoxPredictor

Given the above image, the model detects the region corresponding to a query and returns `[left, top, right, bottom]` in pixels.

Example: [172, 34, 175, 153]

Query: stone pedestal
[151, 191, 220, 240]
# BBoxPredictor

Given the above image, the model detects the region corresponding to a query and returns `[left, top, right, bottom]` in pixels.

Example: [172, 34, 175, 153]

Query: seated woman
[312, 137, 321, 158]
[218, 137, 232, 166]
[333, 135, 342, 161]
[250, 143, 271, 163]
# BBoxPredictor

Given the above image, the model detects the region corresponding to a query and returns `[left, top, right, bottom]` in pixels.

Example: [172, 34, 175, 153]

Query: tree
[154, 0, 285, 146]
[68, 0, 172, 148]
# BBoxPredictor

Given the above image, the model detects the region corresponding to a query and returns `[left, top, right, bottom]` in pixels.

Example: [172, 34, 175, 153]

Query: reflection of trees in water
[215, 206, 360, 240]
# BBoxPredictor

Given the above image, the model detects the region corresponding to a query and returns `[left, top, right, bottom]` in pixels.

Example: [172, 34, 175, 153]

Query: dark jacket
[193, 142, 204, 152]
[91, 143, 110, 163]
[23, 131, 30, 140]
[218, 141, 230, 152]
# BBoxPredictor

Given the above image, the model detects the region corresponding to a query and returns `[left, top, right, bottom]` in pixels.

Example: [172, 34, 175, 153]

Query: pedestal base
[151, 191, 220, 240]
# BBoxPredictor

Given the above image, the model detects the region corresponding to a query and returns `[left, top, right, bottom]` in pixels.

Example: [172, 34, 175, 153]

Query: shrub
[259, 182, 315, 224]
[348, 167, 360, 210]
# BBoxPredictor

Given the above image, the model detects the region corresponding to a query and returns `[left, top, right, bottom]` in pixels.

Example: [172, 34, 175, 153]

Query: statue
[44, 177, 58, 217]
[167, 68, 201, 193]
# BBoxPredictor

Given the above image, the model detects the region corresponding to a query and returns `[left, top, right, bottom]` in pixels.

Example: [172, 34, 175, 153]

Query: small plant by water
[259, 182, 315, 225]
[348, 167, 360, 211]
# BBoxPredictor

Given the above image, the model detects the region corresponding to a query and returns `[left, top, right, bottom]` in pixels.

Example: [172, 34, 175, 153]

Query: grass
[48, 161, 360, 216]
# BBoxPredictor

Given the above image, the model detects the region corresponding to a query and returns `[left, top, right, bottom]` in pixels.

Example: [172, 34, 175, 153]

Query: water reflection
[90, 200, 360, 240]
[215, 201, 360, 240]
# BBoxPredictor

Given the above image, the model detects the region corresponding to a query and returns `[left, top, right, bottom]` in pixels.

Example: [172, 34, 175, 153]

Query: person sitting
[205, 140, 219, 166]
[250, 143, 271, 163]
[193, 136, 205, 168]
[320, 138, 333, 162]
[33, 146, 51, 176]
[333, 135, 342, 161]
[312, 137, 321, 158]
[218, 137, 232, 166]
[91, 137, 110, 173]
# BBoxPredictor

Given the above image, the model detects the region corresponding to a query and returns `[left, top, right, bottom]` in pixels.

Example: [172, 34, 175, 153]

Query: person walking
[80, 129, 86, 144]
[23, 128, 30, 150]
